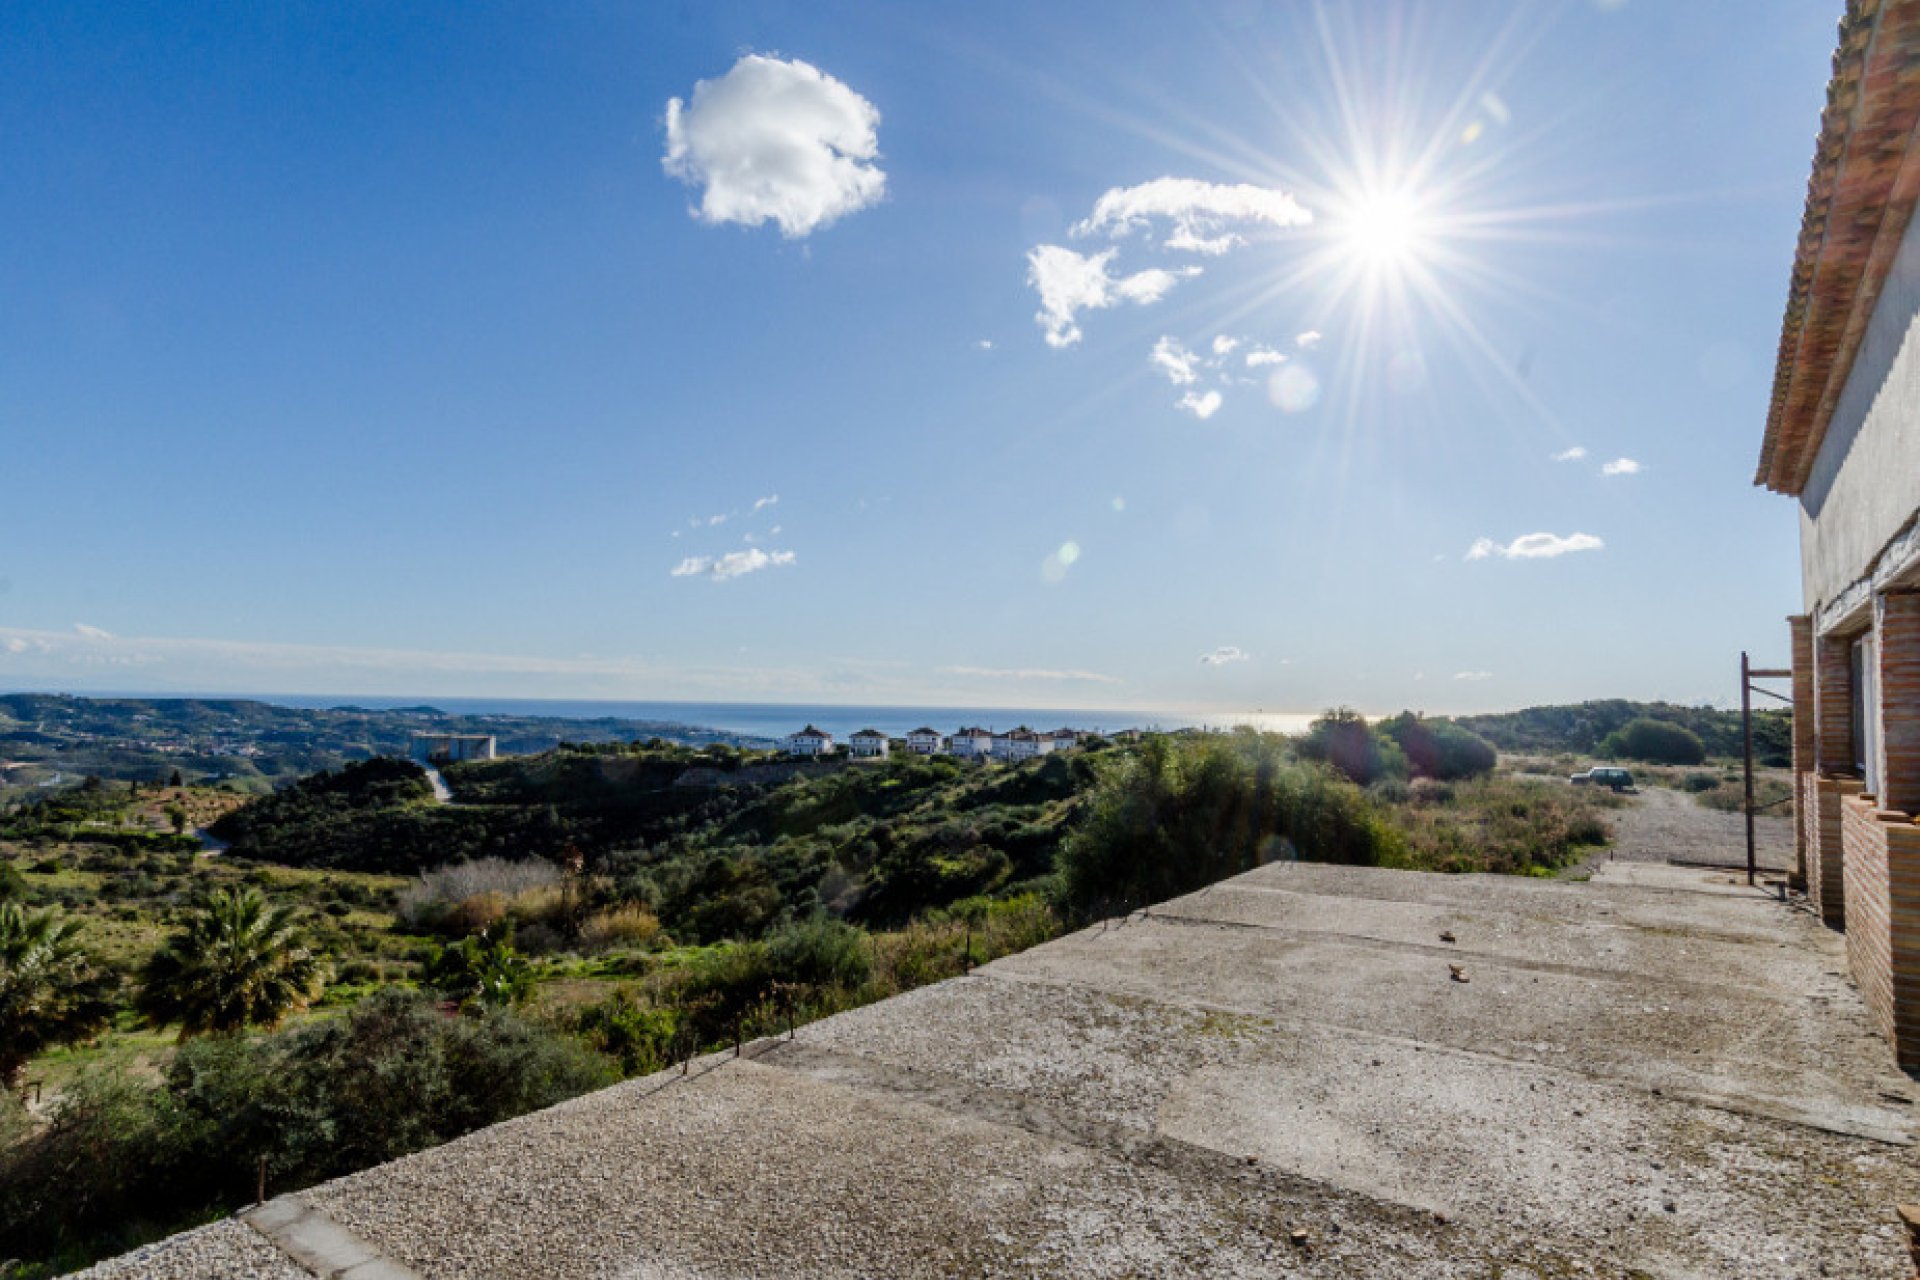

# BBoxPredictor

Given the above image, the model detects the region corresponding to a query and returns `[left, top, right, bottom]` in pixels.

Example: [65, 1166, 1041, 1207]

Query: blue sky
[0, 0, 1836, 716]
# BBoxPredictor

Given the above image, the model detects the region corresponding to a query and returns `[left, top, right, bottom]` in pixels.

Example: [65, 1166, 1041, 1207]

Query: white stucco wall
[1800, 207, 1920, 612]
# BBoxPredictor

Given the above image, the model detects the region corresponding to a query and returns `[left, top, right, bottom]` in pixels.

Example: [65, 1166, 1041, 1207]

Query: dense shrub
[1377, 713, 1498, 780]
[764, 915, 870, 991]
[1296, 710, 1409, 786]
[0, 992, 614, 1273]
[1602, 718, 1707, 766]
[1058, 733, 1402, 917]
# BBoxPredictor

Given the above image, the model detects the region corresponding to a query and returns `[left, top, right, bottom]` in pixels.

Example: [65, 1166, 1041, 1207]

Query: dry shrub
[446, 891, 507, 935]
[578, 905, 663, 953]
[397, 857, 564, 933]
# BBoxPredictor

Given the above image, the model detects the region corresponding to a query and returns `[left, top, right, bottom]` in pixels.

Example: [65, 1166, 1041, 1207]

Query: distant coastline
[5, 691, 1319, 742]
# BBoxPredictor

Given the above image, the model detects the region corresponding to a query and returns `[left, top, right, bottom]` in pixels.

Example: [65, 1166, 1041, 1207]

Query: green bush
[764, 915, 870, 991]
[1296, 710, 1409, 786]
[1602, 718, 1707, 765]
[1057, 734, 1401, 917]
[1377, 713, 1498, 780]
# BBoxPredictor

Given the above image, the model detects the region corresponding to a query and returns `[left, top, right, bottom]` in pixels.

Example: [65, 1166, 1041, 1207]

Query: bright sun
[1340, 189, 1427, 271]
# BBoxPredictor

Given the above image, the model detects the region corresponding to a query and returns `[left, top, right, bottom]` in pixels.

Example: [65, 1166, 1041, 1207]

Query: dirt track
[1607, 783, 1795, 873]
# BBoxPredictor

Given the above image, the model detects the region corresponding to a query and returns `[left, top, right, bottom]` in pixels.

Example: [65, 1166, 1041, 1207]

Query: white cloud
[2, 638, 29, 654]
[1210, 335, 1239, 357]
[1178, 390, 1223, 419]
[1552, 446, 1588, 462]
[706, 513, 728, 526]
[662, 54, 884, 238]
[1027, 245, 1196, 348]
[1453, 670, 1493, 682]
[975, 339, 994, 351]
[671, 548, 798, 580]
[1601, 457, 1642, 476]
[1465, 532, 1605, 561]
[1245, 346, 1287, 368]
[752, 494, 780, 511]
[1150, 336, 1201, 385]
[1073, 177, 1313, 255]
[1200, 645, 1248, 666]
[1295, 330, 1323, 350]
[74, 623, 113, 640]
[937, 664, 1122, 685]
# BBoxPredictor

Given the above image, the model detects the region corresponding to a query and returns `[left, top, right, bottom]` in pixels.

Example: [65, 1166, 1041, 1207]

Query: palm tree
[0, 903, 117, 1090]
[137, 887, 326, 1038]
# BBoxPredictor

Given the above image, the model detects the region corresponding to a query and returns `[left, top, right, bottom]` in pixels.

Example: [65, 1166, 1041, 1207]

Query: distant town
[779, 724, 1110, 760]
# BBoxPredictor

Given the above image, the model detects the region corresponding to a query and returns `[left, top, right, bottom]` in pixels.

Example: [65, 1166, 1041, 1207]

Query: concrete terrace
[83, 859, 1920, 1279]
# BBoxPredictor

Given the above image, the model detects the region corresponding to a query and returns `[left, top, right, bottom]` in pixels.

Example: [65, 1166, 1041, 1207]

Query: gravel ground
[1607, 783, 1795, 871]
[72, 1217, 311, 1280]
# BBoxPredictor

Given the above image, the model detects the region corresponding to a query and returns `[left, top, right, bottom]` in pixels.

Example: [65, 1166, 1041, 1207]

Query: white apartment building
[847, 728, 889, 758]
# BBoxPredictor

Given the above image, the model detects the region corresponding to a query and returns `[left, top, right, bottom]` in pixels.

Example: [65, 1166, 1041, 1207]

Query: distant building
[1762, 0, 1920, 1070]
[412, 734, 496, 763]
[905, 727, 945, 755]
[949, 727, 994, 758]
[781, 725, 835, 756]
[1048, 727, 1081, 751]
[847, 728, 889, 759]
[991, 727, 1051, 761]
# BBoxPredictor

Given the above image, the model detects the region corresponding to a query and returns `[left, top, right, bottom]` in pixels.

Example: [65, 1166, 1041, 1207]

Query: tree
[0, 904, 117, 1090]
[164, 803, 189, 836]
[1377, 713, 1498, 780]
[1297, 709, 1409, 785]
[136, 888, 326, 1039]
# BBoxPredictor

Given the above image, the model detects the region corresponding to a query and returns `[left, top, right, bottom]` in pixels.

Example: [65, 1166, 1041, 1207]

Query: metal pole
[1742, 650, 1757, 887]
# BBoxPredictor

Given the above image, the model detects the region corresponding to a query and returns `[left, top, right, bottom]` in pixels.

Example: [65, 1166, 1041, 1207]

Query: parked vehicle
[1570, 766, 1635, 792]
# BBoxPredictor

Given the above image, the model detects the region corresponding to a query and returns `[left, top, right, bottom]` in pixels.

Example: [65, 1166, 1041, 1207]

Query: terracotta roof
[1759, 0, 1920, 495]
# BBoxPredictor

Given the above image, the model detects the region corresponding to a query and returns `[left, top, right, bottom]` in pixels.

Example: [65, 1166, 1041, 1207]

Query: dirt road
[1607, 783, 1794, 872]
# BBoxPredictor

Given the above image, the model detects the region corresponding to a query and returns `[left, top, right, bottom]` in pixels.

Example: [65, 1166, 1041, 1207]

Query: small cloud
[1466, 532, 1605, 560]
[2, 638, 28, 654]
[1210, 335, 1239, 357]
[1479, 91, 1512, 126]
[1178, 390, 1223, 420]
[74, 623, 113, 640]
[1601, 457, 1641, 476]
[1073, 177, 1313, 255]
[752, 494, 780, 511]
[770, 524, 783, 535]
[662, 55, 885, 238]
[1199, 645, 1248, 667]
[1552, 446, 1588, 462]
[1453, 670, 1493, 682]
[1026, 245, 1197, 348]
[1150, 335, 1201, 385]
[1295, 330, 1323, 350]
[670, 548, 797, 581]
[1245, 346, 1287, 368]
[975, 339, 994, 351]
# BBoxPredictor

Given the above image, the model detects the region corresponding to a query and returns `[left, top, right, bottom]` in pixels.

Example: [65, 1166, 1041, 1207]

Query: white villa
[991, 727, 1051, 761]
[780, 726, 834, 756]
[948, 727, 995, 758]
[847, 728, 889, 759]
[905, 727, 945, 755]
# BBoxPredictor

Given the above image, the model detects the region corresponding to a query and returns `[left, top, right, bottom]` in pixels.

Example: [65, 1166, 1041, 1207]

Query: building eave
[1759, 0, 1920, 497]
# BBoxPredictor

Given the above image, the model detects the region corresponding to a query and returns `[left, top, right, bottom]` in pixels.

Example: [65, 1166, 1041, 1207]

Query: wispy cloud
[1295, 330, 1323, 350]
[1200, 645, 1248, 666]
[1177, 390, 1223, 420]
[937, 664, 1123, 685]
[1245, 345, 1287, 368]
[1453, 670, 1493, 681]
[1150, 336, 1201, 385]
[670, 548, 797, 580]
[1465, 532, 1605, 561]
[1552, 445, 1587, 462]
[73, 623, 113, 640]
[663, 55, 884, 238]
[1027, 246, 1196, 348]
[975, 339, 994, 351]
[752, 494, 780, 511]
[1073, 177, 1313, 255]
[1601, 457, 1641, 476]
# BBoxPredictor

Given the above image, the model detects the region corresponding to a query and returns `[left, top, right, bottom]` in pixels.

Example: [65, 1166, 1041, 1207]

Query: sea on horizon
[50, 691, 1319, 744]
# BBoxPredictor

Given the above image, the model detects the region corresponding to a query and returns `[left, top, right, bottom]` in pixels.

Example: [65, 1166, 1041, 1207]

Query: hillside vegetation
[1, 714, 1627, 1277]
[1449, 699, 1790, 765]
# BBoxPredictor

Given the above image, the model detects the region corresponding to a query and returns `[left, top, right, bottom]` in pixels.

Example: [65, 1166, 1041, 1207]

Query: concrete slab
[71, 862, 1920, 1279]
